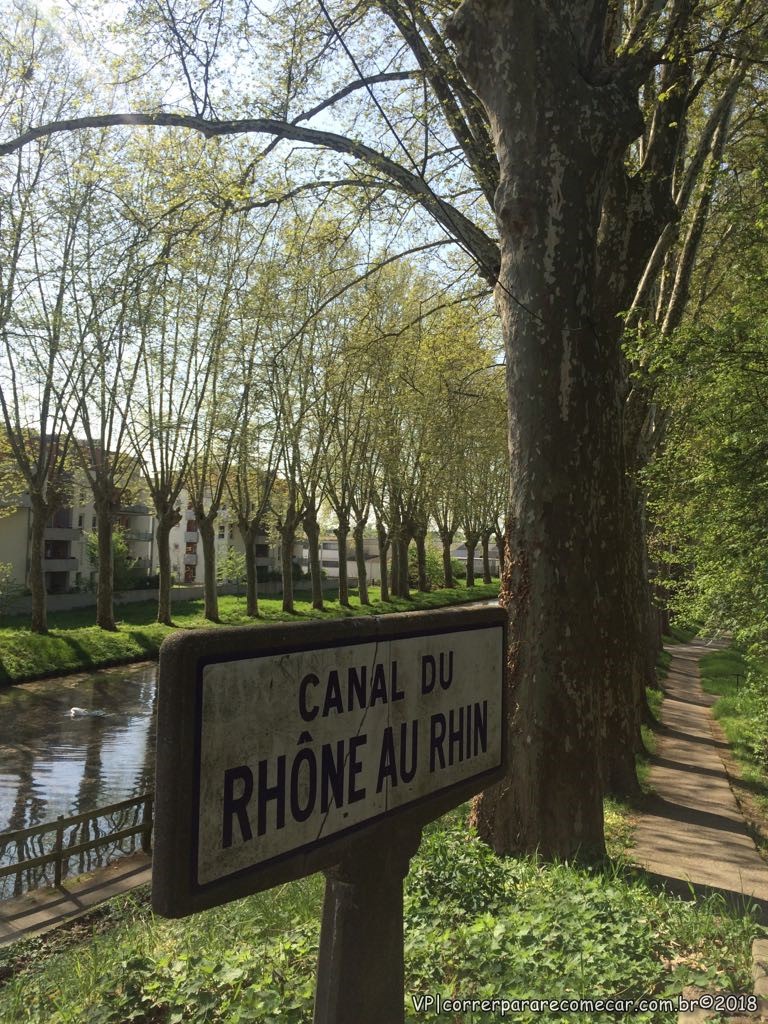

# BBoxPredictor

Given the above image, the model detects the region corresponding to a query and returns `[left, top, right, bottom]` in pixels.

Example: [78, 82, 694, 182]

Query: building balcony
[185, 530, 198, 543]
[44, 526, 82, 542]
[127, 530, 153, 543]
[43, 557, 78, 573]
[119, 504, 151, 516]
[184, 554, 198, 566]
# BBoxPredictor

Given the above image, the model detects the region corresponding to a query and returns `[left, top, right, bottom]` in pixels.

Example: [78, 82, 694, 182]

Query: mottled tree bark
[450, 0, 644, 858]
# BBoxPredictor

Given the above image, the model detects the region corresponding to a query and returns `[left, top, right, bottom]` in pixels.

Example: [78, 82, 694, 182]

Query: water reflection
[0, 663, 157, 835]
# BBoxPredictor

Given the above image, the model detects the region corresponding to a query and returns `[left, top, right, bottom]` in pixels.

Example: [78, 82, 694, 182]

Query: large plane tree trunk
[450, 0, 644, 859]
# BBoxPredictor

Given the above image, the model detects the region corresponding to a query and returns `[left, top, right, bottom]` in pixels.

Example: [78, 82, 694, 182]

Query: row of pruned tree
[0, 120, 506, 634]
[3, 0, 763, 858]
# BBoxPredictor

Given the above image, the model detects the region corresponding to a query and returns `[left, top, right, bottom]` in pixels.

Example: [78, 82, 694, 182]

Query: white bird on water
[69, 707, 106, 718]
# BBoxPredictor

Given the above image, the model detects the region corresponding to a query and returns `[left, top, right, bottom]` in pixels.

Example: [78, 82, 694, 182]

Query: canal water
[0, 663, 157, 896]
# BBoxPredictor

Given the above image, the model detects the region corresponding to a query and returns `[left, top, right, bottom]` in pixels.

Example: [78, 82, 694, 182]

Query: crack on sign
[314, 634, 387, 841]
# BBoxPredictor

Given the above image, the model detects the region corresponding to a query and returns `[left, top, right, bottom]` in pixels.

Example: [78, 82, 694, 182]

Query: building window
[218, 524, 225, 539]
[188, 519, 198, 532]
[77, 514, 84, 528]
[185, 542, 196, 554]
[184, 565, 195, 583]
[91, 516, 96, 530]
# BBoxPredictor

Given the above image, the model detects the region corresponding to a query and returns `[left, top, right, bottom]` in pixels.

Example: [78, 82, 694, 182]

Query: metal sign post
[152, 605, 506, 1022]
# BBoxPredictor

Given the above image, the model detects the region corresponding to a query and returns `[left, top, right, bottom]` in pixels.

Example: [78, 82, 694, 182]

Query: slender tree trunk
[439, 529, 455, 588]
[28, 494, 48, 635]
[155, 509, 180, 626]
[304, 510, 324, 611]
[450, 0, 644, 858]
[390, 523, 400, 599]
[280, 520, 296, 613]
[241, 524, 259, 618]
[494, 530, 505, 580]
[335, 519, 350, 607]
[465, 534, 479, 587]
[376, 518, 390, 603]
[398, 531, 411, 599]
[94, 494, 117, 632]
[481, 531, 493, 584]
[353, 521, 369, 605]
[415, 526, 429, 592]
[198, 514, 219, 622]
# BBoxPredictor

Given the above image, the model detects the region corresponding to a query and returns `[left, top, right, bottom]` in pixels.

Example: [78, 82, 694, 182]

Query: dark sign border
[153, 604, 507, 917]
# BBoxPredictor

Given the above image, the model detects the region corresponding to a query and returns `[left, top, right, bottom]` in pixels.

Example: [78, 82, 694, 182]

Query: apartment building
[167, 496, 305, 586]
[298, 534, 381, 584]
[0, 490, 156, 595]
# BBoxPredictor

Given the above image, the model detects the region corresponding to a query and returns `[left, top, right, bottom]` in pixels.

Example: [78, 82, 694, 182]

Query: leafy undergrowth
[700, 647, 768, 828]
[0, 812, 760, 1024]
[662, 623, 699, 644]
[0, 584, 499, 684]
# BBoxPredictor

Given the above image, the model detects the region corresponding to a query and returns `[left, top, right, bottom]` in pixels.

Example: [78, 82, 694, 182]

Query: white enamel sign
[195, 625, 503, 885]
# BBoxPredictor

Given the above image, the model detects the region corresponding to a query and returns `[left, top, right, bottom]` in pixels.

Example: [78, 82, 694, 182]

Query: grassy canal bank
[0, 583, 499, 684]
[0, 806, 760, 1024]
[0, 632, 764, 1022]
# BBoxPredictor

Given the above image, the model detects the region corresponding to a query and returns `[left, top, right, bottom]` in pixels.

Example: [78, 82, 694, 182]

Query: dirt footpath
[633, 639, 768, 917]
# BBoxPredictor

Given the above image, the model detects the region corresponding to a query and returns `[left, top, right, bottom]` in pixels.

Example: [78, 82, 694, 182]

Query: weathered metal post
[314, 822, 422, 1024]
[53, 816, 64, 887]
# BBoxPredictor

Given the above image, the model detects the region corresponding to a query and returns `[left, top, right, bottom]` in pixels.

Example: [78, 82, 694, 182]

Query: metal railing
[0, 792, 153, 899]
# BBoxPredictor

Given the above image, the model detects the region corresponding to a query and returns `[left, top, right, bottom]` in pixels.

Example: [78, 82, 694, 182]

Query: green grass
[0, 809, 761, 1024]
[699, 646, 768, 821]
[0, 583, 500, 684]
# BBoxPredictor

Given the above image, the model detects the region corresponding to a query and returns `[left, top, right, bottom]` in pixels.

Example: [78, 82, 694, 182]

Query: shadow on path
[632, 640, 768, 922]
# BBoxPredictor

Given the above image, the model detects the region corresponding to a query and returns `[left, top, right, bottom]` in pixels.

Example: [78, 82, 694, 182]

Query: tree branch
[0, 110, 500, 281]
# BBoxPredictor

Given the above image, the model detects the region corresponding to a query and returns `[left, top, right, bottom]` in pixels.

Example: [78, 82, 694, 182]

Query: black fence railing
[0, 792, 153, 900]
